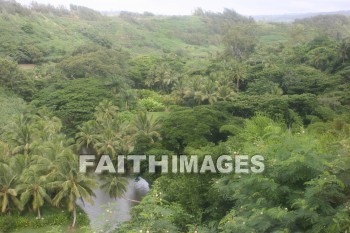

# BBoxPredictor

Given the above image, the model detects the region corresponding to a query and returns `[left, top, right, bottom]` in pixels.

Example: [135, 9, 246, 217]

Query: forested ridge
[1, 1, 350, 232]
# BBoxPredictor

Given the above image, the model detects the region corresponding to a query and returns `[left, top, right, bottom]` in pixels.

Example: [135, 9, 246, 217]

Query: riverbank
[77, 177, 149, 232]
[13, 225, 88, 233]
[0, 205, 89, 233]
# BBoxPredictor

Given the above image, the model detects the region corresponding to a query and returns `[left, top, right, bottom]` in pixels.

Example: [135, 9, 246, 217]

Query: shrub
[0, 208, 89, 232]
[138, 97, 165, 112]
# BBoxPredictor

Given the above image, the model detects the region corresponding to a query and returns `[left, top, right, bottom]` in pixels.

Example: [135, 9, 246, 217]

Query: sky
[16, 0, 350, 16]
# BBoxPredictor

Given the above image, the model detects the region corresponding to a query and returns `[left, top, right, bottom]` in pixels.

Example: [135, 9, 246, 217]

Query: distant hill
[1, 0, 349, 65]
[252, 10, 350, 22]
[0, 1, 223, 63]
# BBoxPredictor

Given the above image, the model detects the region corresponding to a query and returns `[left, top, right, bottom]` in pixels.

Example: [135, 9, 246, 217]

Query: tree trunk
[123, 197, 141, 203]
[72, 205, 77, 227]
[37, 208, 41, 219]
[236, 78, 240, 93]
[125, 101, 129, 111]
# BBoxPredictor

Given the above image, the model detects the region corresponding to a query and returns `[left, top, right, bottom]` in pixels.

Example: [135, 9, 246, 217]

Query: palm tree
[216, 85, 236, 101]
[189, 75, 205, 93]
[6, 114, 34, 156]
[75, 120, 99, 152]
[49, 153, 97, 227]
[94, 100, 118, 126]
[0, 163, 22, 214]
[146, 63, 176, 93]
[118, 89, 137, 111]
[194, 80, 219, 105]
[100, 174, 128, 199]
[94, 128, 120, 158]
[225, 61, 247, 93]
[9, 153, 32, 175]
[131, 112, 161, 143]
[339, 38, 350, 64]
[105, 76, 127, 96]
[118, 134, 135, 155]
[0, 141, 10, 157]
[270, 85, 284, 96]
[162, 95, 174, 112]
[171, 77, 190, 104]
[262, 56, 278, 70]
[233, 64, 247, 93]
[17, 168, 51, 219]
[309, 48, 327, 70]
[32, 140, 70, 180]
[32, 113, 62, 142]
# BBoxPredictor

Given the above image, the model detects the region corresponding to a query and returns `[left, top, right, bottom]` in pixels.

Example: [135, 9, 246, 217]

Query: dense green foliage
[32, 78, 114, 135]
[0, 206, 88, 233]
[0, 86, 25, 129]
[1, 1, 350, 232]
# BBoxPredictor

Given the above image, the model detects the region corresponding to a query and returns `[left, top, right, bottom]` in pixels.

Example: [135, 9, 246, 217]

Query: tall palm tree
[0, 163, 22, 214]
[339, 38, 350, 64]
[100, 174, 128, 199]
[216, 85, 236, 101]
[118, 89, 137, 111]
[262, 56, 278, 71]
[6, 114, 34, 156]
[188, 75, 205, 93]
[105, 75, 127, 96]
[194, 80, 219, 105]
[32, 140, 70, 180]
[9, 153, 32, 175]
[0, 141, 10, 157]
[146, 63, 176, 93]
[17, 168, 51, 219]
[94, 100, 118, 126]
[162, 95, 174, 112]
[32, 113, 62, 142]
[94, 128, 120, 158]
[225, 61, 247, 93]
[118, 134, 135, 156]
[131, 112, 161, 143]
[171, 77, 190, 104]
[49, 153, 97, 227]
[233, 63, 247, 93]
[75, 120, 99, 152]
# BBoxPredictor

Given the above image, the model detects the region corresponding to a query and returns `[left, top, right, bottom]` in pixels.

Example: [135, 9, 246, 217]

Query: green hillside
[0, 2, 223, 63]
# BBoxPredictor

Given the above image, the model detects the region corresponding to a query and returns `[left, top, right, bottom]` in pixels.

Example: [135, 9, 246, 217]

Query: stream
[77, 177, 149, 232]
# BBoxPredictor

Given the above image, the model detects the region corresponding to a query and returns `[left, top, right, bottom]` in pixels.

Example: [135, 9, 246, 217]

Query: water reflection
[77, 177, 149, 231]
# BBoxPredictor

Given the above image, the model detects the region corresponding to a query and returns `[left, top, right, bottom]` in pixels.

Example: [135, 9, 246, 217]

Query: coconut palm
[10, 153, 33, 177]
[216, 85, 236, 101]
[75, 120, 99, 152]
[32, 113, 62, 142]
[0, 141, 10, 157]
[339, 38, 350, 64]
[32, 140, 70, 180]
[0, 163, 22, 213]
[171, 77, 190, 103]
[194, 80, 219, 105]
[17, 168, 51, 219]
[100, 174, 128, 199]
[119, 89, 137, 111]
[6, 114, 34, 156]
[50, 153, 97, 227]
[131, 112, 161, 143]
[146, 63, 176, 92]
[225, 60, 247, 93]
[94, 100, 118, 126]
[94, 128, 121, 158]
[105, 75, 126, 96]
[118, 134, 135, 155]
